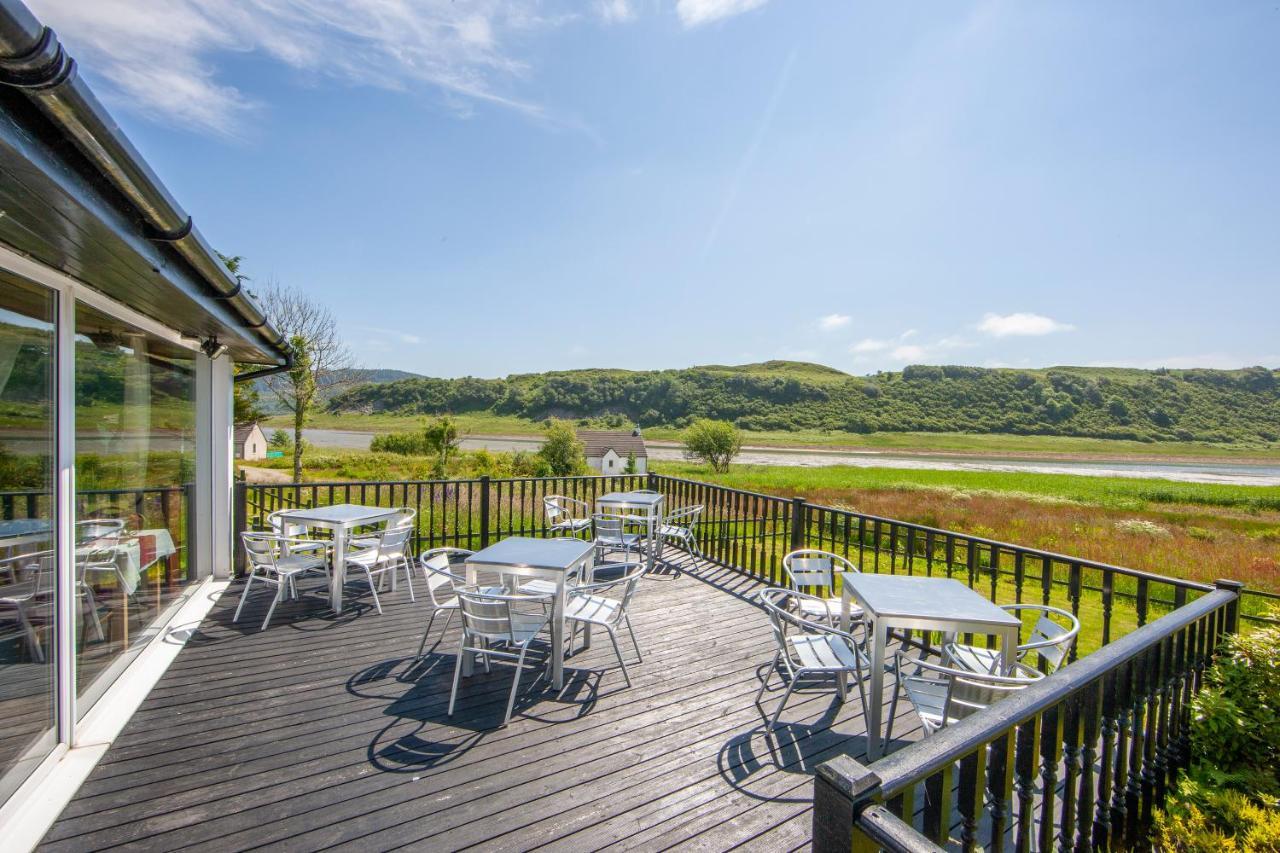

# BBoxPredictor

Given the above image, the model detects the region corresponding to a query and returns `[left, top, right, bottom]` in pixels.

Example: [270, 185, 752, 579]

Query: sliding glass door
[0, 274, 57, 802]
[73, 301, 198, 711]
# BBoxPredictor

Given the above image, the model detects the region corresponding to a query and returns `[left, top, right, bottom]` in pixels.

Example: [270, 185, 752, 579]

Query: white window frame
[0, 244, 236, 844]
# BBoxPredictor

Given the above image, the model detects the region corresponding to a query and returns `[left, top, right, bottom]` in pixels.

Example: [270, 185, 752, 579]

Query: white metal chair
[889, 651, 1043, 740]
[351, 507, 416, 551]
[345, 524, 414, 614]
[415, 547, 476, 656]
[544, 496, 591, 538]
[592, 513, 642, 560]
[563, 561, 646, 687]
[755, 588, 869, 729]
[782, 549, 863, 625]
[944, 604, 1081, 676]
[657, 505, 703, 557]
[235, 532, 331, 630]
[0, 552, 101, 662]
[448, 589, 555, 727]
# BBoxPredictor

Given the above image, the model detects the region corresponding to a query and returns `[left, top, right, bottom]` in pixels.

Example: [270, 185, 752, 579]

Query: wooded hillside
[326, 361, 1280, 445]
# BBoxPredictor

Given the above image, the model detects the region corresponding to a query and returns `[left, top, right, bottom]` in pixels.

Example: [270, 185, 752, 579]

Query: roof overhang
[0, 0, 288, 365]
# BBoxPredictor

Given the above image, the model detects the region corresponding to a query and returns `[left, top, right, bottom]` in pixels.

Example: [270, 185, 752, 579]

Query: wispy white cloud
[852, 329, 973, 365]
[596, 0, 636, 24]
[29, 0, 584, 136]
[677, 0, 770, 28]
[817, 313, 850, 332]
[851, 337, 893, 354]
[978, 312, 1074, 338]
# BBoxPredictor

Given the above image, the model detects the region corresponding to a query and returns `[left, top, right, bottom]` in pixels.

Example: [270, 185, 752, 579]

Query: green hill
[326, 361, 1280, 446]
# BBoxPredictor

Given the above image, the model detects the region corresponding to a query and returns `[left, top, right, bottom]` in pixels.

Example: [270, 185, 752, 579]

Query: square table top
[839, 573, 1021, 628]
[276, 504, 399, 526]
[596, 491, 665, 507]
[468, 536, 594, 572]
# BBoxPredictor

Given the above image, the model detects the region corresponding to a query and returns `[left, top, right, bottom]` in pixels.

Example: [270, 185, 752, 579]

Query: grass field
[267, 413, 1280, 461]
[653, 461, 1280, 598]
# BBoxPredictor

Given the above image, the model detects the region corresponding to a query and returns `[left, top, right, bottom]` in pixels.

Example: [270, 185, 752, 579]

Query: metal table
[275, 504, 402, 614]
[595, 491, 665, 571]
[839, 573, 1022, 760]
[464, 537, 595, 689]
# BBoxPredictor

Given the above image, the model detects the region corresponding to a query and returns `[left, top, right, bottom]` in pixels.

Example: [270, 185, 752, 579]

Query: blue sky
[32, 0, 1280, 378]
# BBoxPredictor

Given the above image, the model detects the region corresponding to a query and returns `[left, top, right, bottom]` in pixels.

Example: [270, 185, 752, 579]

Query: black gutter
[234, 359, 292, 384]
[0, 0, 287, 363]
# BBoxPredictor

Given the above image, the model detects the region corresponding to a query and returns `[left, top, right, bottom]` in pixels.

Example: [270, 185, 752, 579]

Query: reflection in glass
[0, 274, 57, 802]
[74, 301, 197, 711]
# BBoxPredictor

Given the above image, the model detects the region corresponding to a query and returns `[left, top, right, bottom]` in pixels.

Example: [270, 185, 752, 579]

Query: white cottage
[580, 429, 648, 475]
[233, 423, 268, 460]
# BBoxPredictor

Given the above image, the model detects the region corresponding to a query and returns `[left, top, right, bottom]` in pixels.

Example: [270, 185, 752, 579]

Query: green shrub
[1155, 612, 1280, 850]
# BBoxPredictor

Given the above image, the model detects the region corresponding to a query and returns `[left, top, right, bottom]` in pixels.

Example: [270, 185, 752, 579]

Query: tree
[268, 429, 292, 449]
[683, 419, 742, 472]
[423, 415, 461, 478]
[624, 450, 637, 475]
[286, 335, 316, 481]
[538, 420, 586, 476]
[256, 280, 357, 481]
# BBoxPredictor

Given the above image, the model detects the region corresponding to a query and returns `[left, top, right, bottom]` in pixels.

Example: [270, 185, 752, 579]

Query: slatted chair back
[782, 549, 855, 596]
[543, 496, 573, 525]
[241, 532, 280, 572]
[75, 519, 124, 545]
[419, 548, 473, 600]
[1010, 604, 1080, 673]
[593, 513, 628, 542]
[457, 590, 521, 643]
[371, 524, 412, 563]
[946, 668, 1040, 723]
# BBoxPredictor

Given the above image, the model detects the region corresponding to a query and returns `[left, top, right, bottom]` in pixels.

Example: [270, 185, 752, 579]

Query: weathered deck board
[41, 553, 921, 852]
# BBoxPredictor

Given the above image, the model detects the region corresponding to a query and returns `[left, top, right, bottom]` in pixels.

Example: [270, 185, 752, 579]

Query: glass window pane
[74, 301, 197, 712]
[0, 273, 57, 802]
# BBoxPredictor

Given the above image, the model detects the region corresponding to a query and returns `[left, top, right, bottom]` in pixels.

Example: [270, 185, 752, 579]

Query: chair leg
[448, 638, 466, 716]
[770, 677, 800, 729]
[233, 570, 259, 622]
[402, 558, 415, 602]
[365, 567, 383, 614]
[82, 585, 105, 640]
[607, 626, 631, 687]
[416, 608, 441, 658]
[261, 580, 283, 631]
[503, 644, 532, 726]
[756, 650, 781, 703]
[623, 613, 642, 662]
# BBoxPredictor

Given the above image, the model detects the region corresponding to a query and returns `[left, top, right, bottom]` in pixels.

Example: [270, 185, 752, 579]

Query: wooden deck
[41, 553, 922, 852]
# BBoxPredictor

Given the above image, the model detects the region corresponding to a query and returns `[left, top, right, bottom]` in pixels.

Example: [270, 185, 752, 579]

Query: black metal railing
[235, 474, 647, 574]
[1, 484, 196, 581]
[812, 583, 1241, 852]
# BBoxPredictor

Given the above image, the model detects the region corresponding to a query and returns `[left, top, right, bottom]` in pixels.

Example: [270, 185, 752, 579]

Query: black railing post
[1214, 579, 1243, 635]
[813, 755, 882, 853]
[232, 479, 247, 577]
[479, 475, 491, 549]
[647, 470, 657, 492]
[790, 496, 807, 552]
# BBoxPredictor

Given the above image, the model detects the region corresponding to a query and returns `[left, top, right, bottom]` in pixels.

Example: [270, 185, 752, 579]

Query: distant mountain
[254, 367, 427, 413]
[326, 360, 1280, 445]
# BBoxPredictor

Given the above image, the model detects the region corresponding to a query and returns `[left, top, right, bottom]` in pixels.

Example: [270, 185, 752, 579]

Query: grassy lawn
[654, 461, 1280, 600]
[273, 413, 1280, 461]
